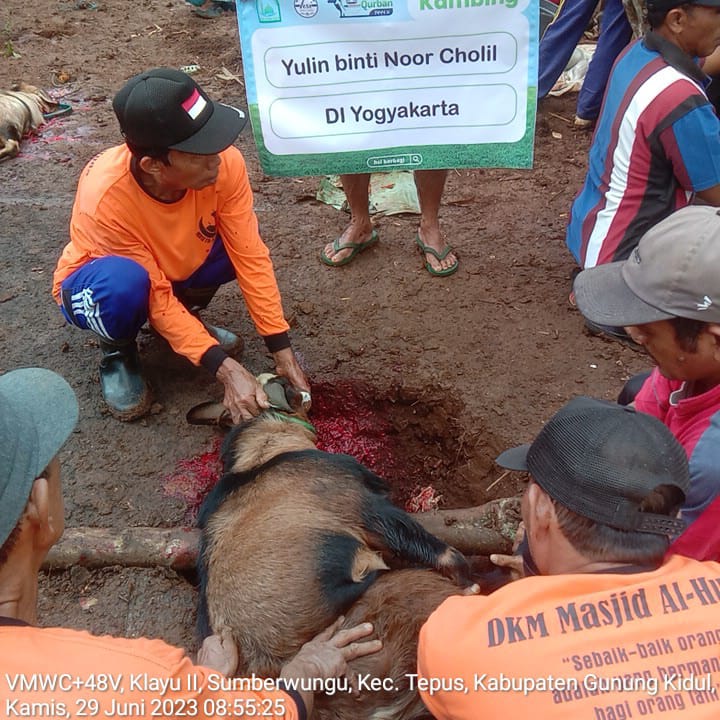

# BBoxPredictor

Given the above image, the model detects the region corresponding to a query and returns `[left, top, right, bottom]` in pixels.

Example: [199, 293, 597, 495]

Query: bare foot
[417, 223, 457, 274]
[321, 220, 376, 265]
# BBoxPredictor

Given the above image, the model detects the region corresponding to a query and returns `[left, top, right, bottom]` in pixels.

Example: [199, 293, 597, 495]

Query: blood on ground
[162, 380, 442, 520]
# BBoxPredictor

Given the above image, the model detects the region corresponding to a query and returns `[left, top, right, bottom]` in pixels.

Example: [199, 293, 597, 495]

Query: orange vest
[0, 624, 300, 720]
[52, 145, 289, 365]
[418, 555, 720, 718]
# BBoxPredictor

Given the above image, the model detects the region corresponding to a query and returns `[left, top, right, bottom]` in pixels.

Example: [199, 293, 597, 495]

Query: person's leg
[538, 0, 599, 98]
[575, 0, 632, 122]
[321, 173, 376, 265]
[617, 370, 652, 406]
[173, 235, 236, 307]
[172, 236, 242, 353]
[414, 169, 457, 275]
[60, 256, 152, 420]
[60, 256, 149, 341]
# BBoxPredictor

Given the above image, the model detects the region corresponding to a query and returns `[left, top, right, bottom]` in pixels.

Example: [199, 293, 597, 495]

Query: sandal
[186, 400, 233, 428]
[43, 102, 73, 121]
[415, 233, 459, 277]
[320, 229, 379, 267]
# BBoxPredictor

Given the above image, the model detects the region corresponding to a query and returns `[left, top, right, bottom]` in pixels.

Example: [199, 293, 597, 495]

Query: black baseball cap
[496, 397, 689, 536]
[113, 68, 247, 155]
[646, 0, 720, 12]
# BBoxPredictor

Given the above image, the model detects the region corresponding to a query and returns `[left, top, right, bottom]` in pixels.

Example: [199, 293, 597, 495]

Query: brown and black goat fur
[197, 413, 472, 680]
[314, 569, 462, 720]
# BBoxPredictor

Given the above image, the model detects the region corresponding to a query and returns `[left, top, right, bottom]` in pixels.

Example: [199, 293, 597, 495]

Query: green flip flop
[415, 233, 459, 277]
[43, 102, 73, 121]
[320, 229, 379, 267]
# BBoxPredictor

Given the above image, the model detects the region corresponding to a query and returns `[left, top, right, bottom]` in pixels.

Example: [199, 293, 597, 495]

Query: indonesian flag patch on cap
[182, 89, 207, 120]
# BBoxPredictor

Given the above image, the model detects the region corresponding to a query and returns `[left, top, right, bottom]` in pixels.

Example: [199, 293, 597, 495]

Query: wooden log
[43, 527, 200, 571]
[42, 499, 520, 570]
[413, 498, 520, 556]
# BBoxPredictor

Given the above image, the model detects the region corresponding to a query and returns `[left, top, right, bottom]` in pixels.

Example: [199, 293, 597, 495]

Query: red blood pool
[162, 436, 222, 521]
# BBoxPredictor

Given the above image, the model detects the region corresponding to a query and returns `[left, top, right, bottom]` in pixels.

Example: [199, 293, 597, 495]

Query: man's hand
[272, 348, 311, 408]
[216, 357, 270, 423]
[489, 553, 524, 580]
[277, 618, 380, 717]
[196, 629, 238, 676]
[280, 617, 381, 685]
[490, 521, 526, 580]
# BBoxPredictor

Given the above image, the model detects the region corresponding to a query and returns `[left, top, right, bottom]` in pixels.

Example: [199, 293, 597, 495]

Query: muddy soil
[1, 0, 649, 652]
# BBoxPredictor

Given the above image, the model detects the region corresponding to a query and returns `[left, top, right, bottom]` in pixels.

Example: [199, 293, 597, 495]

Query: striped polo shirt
[566, 32, 720, 268]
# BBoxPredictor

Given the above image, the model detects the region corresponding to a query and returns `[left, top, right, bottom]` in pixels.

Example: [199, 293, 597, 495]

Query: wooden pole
[43, 499, 519, 570]
[43, 527, 200, 571]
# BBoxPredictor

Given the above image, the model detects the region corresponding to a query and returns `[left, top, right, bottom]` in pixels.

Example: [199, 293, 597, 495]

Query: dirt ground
[1, 1, 650, 653]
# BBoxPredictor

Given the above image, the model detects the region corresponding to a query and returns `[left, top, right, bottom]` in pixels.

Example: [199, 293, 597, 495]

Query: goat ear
[350, 547, 389, 582]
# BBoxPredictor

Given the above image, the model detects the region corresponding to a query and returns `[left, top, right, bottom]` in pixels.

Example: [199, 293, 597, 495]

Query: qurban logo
[295, 0, 319, 17]
[329, 0, 393, 18]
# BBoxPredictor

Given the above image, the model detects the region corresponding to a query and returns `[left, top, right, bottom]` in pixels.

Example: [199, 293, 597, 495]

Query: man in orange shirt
[53, 68, 309, 422]
[418, 397, 720, 718]
[0, 367, 380, 718]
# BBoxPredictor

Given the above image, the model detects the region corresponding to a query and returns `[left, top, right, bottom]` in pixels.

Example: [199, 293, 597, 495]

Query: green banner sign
[237, 0, 539, 176]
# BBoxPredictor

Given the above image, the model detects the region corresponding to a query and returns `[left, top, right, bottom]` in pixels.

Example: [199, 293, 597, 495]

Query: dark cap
[574, 206, 720, 328]
[0, 369, 79, 547]
[112, 68, 247, 155]
[646, 0, 720, 13]
[496, 397, 689, 536]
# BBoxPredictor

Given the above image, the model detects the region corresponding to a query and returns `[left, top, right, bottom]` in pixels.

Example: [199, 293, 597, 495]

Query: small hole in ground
[310, 379, 500, 510]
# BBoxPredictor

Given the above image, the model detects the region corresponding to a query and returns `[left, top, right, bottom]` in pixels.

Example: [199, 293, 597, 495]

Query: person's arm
[273, 347, 310, 397]
[215, 149, 310, 404]
[695, 184, 720, 205]
[215, 149, 292, 344]
[661, 104, 720, 205]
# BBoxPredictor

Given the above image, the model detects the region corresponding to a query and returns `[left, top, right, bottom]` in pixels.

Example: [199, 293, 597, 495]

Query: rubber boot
[98, 340, 152, 421]
[200, 318, 244, 355]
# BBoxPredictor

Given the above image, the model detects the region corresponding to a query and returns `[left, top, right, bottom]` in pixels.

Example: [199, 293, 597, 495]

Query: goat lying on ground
[0, 83, 60, 161]
[313, 568, 463, 720]
[197, 412, 475, 719]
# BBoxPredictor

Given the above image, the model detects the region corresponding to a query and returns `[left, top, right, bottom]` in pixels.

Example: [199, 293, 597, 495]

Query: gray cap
[574, 206, 720, 327]
[0, 369, 78, 547]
